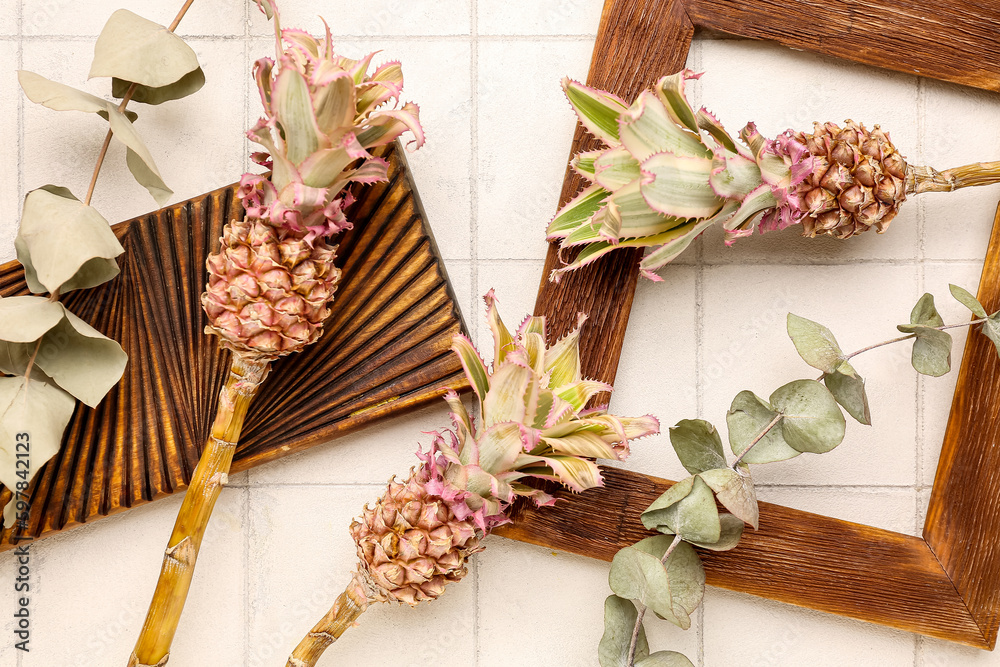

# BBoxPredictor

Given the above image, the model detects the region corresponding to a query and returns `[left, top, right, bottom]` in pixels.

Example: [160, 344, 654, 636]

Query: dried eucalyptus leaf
[0, 376, 76, 528]
[669, 419, 727, 475]
[33, 308, 127, 408]
[698, 465, 759, 529]
[118, 122, 172, 206]
[18, 69, 108, 114]
[97, 108, 138, 123]
[635, 652, 695, 667]
[648, 476, 721, 544]
[89, 10, 200, 89]
[769, 380, 845, 454]
[633, 537, 705, 629]
[950, 284, 988, 318]
[726, 390, 799, 464]
[15, 187, 123, 295]
[0, 297, 126, 408]
[609, 545, 679, 626]
[0, 296, 64, 343]
[904, 293, 944, 328]
[598, 595, 649, 667]
[905, 326, 952, 377]
[982, 313, 1000, 359]
[111, 67, 205, 106]
[642, 476, 694, 528]
[824, 362, 871, 425]
[786, 313, 843, 373]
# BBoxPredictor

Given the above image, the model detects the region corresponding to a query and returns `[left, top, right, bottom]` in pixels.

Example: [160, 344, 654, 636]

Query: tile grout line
[470, 4, 480, 664]
[687, 39, 708, 667]
[15, 0, 23, 655]
[242, 6, 252, 666]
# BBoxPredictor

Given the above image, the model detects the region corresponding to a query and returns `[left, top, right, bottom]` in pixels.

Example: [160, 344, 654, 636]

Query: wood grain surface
[0, 143, 469, 550]
[502, 0, 1000, 649]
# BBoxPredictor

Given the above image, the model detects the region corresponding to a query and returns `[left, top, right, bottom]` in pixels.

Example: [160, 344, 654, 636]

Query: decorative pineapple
[547, 70, 1000, 281]
[129, 3, 424, 666]
[286, 291, 660, 667]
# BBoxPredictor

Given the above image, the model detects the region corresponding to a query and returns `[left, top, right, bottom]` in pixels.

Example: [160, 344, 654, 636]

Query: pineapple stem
[129, 355, 270, 667]
[906, 162, 1000, 195]
[286, 571, 371, 667]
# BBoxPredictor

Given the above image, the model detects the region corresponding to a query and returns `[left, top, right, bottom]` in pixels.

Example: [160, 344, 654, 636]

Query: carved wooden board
[494, 0, 1000, 650]
[0, 143, 469, 550]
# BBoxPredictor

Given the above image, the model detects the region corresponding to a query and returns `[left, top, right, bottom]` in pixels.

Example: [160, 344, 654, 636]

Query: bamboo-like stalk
[907, 161, 1000, 194]
[286, 571, 371, 667]
[128, 355, 269, 667]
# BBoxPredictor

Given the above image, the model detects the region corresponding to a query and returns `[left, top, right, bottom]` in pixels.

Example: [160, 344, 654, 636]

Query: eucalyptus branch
[626, 534, 683, 665]
[731, 413, 782, 469]
[843, 317, 986, 360]
[83, 0, 195, 206]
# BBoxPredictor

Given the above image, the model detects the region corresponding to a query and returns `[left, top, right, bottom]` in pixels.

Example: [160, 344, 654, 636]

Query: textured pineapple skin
[202, 215, 341, 360]
[794, 120, 908, 239]
[350, 469, 483, 606]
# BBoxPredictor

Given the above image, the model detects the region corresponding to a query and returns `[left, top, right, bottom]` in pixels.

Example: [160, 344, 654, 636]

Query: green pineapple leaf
[15, 186, 124, 295]
[451, 335, 489, 400]
[641, 475, 722, 544]
[598, 595, 649, 667]
[769, 380, 846, 454]
[547, 184, 608, 239]
[823, 361, 871, 425]
[726, 390, 798, 464]
[786, 313, 843, 374]
[949, 284, 988, 318]
[669, 419, 727, 475]
[639, 153, 722, 219]
[562, 78, 628, 146]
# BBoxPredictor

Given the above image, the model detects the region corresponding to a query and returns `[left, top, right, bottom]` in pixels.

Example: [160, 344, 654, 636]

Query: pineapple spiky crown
[242, 0, 424, 242]
[546, 70, 909, 281]
[416, 290, 661, 527]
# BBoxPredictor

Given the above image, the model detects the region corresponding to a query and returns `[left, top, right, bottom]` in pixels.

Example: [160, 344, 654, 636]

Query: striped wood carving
[500, 0, 1000, 650]
[0, 143, 469, 550]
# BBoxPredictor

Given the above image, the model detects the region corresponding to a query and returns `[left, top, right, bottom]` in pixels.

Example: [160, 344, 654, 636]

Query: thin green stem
[732, 412, 783, 469]
[626, 534, 684, 666]
[843, 317, 986, 361]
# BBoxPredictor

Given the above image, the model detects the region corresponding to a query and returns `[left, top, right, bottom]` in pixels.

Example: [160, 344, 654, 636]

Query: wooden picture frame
[495, 0, 1000, 650]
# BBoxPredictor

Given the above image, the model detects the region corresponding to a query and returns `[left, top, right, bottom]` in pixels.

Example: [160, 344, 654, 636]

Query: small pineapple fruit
[202, 7, 422, 359]
[287, 291, 660, 666]
[547, 70, 998, 281]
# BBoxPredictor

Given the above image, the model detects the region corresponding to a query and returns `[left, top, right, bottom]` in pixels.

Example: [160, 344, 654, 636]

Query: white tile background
[1, 0, 999, 665]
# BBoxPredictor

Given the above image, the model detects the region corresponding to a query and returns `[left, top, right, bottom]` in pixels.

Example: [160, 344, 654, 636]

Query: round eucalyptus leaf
[632, 537, 705, 629]
[0, 376, 76, 528]
[111, 67, 205, 106]
[641, 476, 721, 544]
[726, 390, 799, 464]
[33, 307, 128, 408]
[823, 362, 871, 425]
[635, 651, 696, 667]
[89, 10, 201, 88]
[949, 284, 987, 318]
[786, 313, 843, 373]
[903, 293, 944, 329]
[0, 296, 64, 343]
[770, 380, 846, 454]
[598, 595, 649, 667]
[609, 545, 679, 626]
[16, 187, 123, 295]
[982, 313, 1000, 359]
[641, 476, 694, 529]
[907, 326, 952, 377]
[698, 465, 759, 529]
[669, 419, 727, 475]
